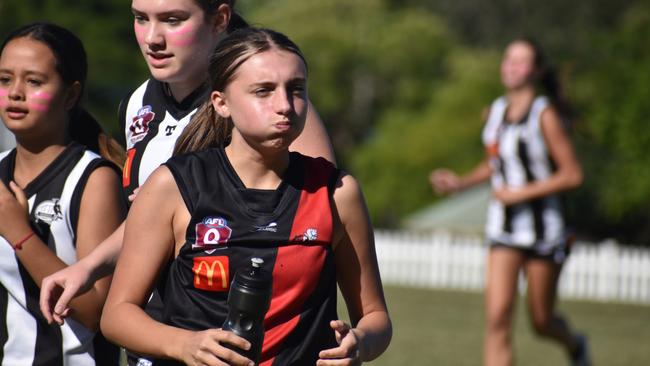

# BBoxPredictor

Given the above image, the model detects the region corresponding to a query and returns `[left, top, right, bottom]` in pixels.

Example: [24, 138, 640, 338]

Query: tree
[570, 2, 650, 242]
[350, 49, 501, 226]
[241, 0, 453, 164]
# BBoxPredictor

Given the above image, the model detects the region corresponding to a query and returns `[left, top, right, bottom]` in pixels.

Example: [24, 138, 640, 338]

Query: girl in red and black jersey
[101, 27, 391, 366]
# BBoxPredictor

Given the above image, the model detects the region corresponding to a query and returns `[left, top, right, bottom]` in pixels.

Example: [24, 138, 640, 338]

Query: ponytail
[173, 101, 232, 156]
[228, 12, 249, 33]
[515, 37, 575, 127]
[539, 65, 575, 127]
[69, 108, 126, 168]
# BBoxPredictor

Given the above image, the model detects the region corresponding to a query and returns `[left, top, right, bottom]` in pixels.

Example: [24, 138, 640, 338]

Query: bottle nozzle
[251, 257, 264, 268]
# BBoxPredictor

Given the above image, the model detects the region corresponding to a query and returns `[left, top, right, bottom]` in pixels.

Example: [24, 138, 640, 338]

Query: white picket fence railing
[374, 230, 650, 305]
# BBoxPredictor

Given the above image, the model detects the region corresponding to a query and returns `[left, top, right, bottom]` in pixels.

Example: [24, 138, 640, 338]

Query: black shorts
[489, 239, 572, 264]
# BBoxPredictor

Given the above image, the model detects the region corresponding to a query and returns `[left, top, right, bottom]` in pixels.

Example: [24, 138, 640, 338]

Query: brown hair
[173, 27, 307, 155]
[1, 23, 126, 167]
[511, 37, 574, 125]
[193, 0, 249, 32]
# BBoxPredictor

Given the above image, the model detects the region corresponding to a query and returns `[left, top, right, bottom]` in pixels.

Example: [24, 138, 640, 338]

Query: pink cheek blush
[0, 89, 7, 108]
[28, 91, 52, 112]
[167, 25, 196, 47]
[134, 23, 146, 45]
[31, 90, 53, 100]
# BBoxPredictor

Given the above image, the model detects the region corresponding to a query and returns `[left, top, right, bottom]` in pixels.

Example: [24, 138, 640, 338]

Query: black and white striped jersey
[118, 79, 209, 196]
[119, 80, 208, 365]
[0, 143, 120, 365]
[482, 96, 565, 250]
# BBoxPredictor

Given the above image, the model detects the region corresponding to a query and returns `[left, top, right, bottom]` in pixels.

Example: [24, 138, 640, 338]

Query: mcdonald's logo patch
[193, 256, 229, 292]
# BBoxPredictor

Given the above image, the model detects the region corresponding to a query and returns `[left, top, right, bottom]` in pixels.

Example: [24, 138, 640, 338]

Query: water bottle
[222, 257, 272, 365]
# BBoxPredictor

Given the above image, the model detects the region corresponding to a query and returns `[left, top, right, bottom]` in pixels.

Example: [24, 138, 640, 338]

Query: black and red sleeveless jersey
[153, 147, 340, 365]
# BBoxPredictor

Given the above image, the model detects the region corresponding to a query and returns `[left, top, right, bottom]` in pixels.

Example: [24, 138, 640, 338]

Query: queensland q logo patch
[129, 105, 155, 144]
[193, 216, 232, 250]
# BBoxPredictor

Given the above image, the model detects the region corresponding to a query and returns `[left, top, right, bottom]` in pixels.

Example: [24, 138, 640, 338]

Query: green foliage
[569, 2, 650, 241]
[351, 49, 501, 226]
[242, 0, 452, 160]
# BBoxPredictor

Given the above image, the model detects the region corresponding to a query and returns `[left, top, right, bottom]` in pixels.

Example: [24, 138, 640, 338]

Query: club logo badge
[129, 105, 155, 144]
[292, 228, 318, 242]
[34, 198, 63, 224]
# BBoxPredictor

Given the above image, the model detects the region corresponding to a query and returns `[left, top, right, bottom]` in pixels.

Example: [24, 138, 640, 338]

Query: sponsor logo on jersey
[165, 125, 177, 136]
[129, 105, 156, 144]
[254, 222, 278, 233]
[193, 256, 229, 292]
[292, 228, 318, 242]
[193, 216, 232, 250]
[34, 198, 63, 224]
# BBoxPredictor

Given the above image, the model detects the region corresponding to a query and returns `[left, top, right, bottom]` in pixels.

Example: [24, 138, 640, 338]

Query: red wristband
[13, 231, 35, 250]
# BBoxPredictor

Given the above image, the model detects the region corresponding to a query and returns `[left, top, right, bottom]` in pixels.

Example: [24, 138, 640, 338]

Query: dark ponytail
[193, 0, 248, 32]
[517, 37, 575, 126]
[69, 109, 126, 167]
[173, 27, 307, 156]
[1, 22, 126, 167]
[228, 12, 249, 32]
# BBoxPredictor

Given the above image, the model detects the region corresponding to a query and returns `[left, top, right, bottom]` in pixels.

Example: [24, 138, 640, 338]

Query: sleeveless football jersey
[0, 143, 120, 366]
[119, 80, 209, 366]
[482, 96, 566, 252]
[118, 79, 208, 196]
[150, 147, 340, 365]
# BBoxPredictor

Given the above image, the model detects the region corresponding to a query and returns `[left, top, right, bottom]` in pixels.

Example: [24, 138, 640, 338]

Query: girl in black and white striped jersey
[0, 22, 127, 365]
[430, 38, 590, 366]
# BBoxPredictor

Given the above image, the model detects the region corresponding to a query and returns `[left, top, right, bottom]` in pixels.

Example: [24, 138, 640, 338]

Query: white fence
[375, 230, 650, 305]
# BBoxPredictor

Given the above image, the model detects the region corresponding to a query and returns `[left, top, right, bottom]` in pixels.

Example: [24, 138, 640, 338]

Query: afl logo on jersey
[193, 216, 232, 250]
[129, 105, 156, 144]
[35, 198, 63, 224]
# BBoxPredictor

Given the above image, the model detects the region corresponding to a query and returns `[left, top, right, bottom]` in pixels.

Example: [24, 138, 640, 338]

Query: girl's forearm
[101, 302, 189, 360]
[353, 311, 392, 362]
[82, 221, 126, 280]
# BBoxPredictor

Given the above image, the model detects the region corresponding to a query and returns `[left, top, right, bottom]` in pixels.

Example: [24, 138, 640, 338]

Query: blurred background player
[429, 38, 590, 366]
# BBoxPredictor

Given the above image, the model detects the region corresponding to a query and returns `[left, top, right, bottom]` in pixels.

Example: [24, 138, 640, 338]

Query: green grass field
[119, 286, 649, 365]
[345, 286, 650, 365]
